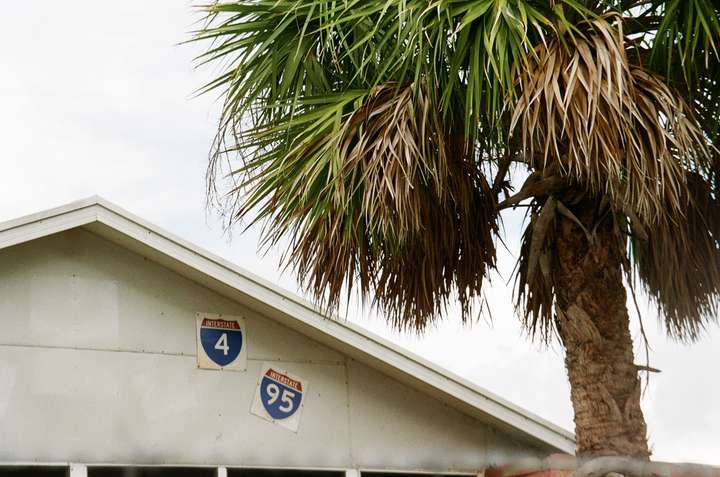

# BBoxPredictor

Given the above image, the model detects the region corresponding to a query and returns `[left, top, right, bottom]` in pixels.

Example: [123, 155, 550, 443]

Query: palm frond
[437, 0, 557, 138]
[229, 82, 498, 330]
[649, 0, 720, 92]
[515, 196, 558, 341]
[195, 0, 593, 173]
[511, 15, 712, 223]
[631, 172, 720, 341]
[691, 59, 720, 148]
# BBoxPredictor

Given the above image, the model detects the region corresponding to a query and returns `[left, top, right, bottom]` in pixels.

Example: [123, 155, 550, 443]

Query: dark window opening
[362, 473, 472, 477]
[0, 467, 68, 477]
[88, 468, 215, 477]
[229, 470, 344, 477]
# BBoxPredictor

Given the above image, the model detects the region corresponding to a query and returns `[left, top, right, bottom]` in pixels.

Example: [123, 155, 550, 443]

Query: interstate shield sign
[195, 313, 247, 371]
[250, 363, 308, 432]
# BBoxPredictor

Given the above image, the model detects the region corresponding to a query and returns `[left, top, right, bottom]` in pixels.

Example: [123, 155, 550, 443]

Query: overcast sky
[1, 1, 718, 464]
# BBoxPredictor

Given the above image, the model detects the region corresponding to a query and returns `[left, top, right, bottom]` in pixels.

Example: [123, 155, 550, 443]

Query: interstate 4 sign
[251, 363, 308, 432]
[195, 313, 247, 371]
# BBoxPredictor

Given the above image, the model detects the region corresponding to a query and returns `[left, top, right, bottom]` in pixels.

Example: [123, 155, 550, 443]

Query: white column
[69, 464, 88, 477]
[217, 467, 228, 477]
[346, 469, 360, 477]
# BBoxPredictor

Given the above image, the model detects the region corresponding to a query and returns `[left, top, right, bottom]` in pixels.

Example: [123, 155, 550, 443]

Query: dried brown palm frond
[632, 172, 720, 341]
[367, 163, 497, 330]
[252, 82, 497, 331]
[515, 195, 559, 341]
[511, 16, 712, 224]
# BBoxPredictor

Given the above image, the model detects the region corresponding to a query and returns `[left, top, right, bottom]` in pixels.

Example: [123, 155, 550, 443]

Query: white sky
[0, 0, 718, 464]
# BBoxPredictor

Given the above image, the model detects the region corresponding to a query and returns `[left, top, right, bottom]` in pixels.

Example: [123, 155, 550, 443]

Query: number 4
[215, 333, 229, 356]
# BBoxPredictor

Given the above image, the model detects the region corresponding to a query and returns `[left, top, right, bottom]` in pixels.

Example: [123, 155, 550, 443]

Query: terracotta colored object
[493, 454, 719, 477]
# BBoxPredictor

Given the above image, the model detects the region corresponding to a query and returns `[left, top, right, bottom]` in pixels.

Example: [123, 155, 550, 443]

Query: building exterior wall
[0, 229, 541, 471]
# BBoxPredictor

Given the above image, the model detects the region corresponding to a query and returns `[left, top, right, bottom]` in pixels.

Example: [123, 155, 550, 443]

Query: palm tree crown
[195, 0, 719, 340]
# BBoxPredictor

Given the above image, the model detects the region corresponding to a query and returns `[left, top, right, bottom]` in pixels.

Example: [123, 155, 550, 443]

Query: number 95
[265, 383, 296, 413]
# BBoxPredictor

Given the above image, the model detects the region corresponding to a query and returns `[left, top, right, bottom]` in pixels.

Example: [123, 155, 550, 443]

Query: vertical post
[217, 467, 228, 477]
[346, 470, 360, 477]
[70, 464, 88, 477]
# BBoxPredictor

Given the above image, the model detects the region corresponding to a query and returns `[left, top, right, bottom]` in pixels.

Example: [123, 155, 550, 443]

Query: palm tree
[193, 0, 720, 459]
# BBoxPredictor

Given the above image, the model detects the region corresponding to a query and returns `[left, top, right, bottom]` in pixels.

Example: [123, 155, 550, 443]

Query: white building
[0, 198, 574, 477]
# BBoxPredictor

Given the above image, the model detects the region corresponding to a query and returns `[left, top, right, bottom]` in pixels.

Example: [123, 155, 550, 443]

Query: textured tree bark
[553, 198, 650, 459]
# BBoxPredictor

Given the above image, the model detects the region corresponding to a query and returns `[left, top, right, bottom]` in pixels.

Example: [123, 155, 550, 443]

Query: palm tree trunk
[554, 198, 650, 459]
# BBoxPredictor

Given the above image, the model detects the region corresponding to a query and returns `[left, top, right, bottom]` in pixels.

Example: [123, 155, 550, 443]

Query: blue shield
[260, 371, 303, 420]
[200, 320, 243, 367]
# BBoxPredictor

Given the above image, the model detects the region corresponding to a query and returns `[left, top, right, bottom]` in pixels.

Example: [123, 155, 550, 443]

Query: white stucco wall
[0, 229, 540, 471]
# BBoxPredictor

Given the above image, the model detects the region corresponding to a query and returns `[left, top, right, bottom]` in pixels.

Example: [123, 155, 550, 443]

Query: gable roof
[0, 196, 575, 454]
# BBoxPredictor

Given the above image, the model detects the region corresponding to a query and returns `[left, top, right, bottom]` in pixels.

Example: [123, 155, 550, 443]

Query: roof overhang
[0, 196, 576, 454]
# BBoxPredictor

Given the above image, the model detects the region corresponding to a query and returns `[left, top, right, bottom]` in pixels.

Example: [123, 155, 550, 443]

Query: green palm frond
[649, 0, 720, 91]
[438, 0, 556, 137]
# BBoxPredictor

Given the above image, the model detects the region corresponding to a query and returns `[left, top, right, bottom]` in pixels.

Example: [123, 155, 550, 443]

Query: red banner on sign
[201, 318, 241, 330]
[266, 368, 303, 392]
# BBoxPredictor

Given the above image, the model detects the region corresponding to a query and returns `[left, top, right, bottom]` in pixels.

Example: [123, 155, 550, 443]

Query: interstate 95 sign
[195, 313, 247, 371]
[250, 363, 308, 432]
